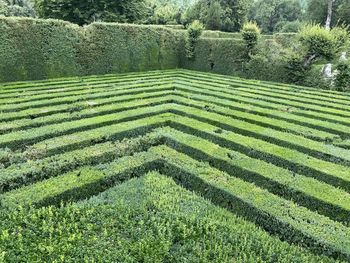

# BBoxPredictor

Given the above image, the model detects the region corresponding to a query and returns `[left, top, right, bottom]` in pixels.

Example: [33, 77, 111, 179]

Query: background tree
[34, 0, 148, 26]
[0, 0, 36, 17]
[184, 0, 252, 32]
[248, 0, 302, 34]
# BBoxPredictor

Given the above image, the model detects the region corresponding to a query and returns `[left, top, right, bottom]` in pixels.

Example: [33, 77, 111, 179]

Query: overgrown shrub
[276, 20, 303, 33]
[241, 21, 261, 57]
[334, 60, 350, 91]
[244, 40, 288, 82]
[185, 20, 204, 59]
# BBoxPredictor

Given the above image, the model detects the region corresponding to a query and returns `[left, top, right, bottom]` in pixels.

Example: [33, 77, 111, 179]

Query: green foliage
[0, 17, 84, 82]
[34, 0, 148, 26]
[183, 0, 252, 32]
[275, 20, 303, 33]
[0, 0, 36, 17]
[244, 39, 289, 82]
[204, 1, 222, 30]
[297, 24, 350, 66]
[0, 17, 181, 82]
[298, 24, 337, 61]
[241, 21, 261, 55]
[0, 172, 336, 262]
[334, 60, 350, 91]
[82, 23, 181, 74]
[185, 20, 204, 59]
[248, 0, 302, 34]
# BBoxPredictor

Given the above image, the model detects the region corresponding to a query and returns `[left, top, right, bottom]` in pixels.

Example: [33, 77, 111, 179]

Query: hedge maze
[1, 69, 350, 261]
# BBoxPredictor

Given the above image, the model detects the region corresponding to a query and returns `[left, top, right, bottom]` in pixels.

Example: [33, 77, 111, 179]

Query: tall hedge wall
[0, 17, 182, 82]
[0, 16, 296, 83]
[82, 23, 181, 75]
[180, 38, 247, 76]
[0, 17, 83, 82]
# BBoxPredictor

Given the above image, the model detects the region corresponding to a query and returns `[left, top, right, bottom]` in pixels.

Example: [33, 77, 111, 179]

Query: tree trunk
[325, 0, 335, 30]
[323, 0, 335, 79]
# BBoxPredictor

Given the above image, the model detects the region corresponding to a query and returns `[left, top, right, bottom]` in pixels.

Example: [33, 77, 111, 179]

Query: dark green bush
[82, 23, 181, 75]
[244, 40, 288, 82]
[0, 17, 182, 82]
[334, 60, 350, 91]
[185, 20, 204, 59]
[181, 38, 246, 75]
[241, 21, 261, 56]
[0, 17, 83, 82]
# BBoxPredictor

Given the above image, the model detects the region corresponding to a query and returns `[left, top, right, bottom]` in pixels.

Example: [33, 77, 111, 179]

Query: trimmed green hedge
[82, 23, 182, 75]
[0, 17, 182, 82]
[180, 38, 246, 76]
[0, 17, 83, 82]
[0, 17, 298, 83]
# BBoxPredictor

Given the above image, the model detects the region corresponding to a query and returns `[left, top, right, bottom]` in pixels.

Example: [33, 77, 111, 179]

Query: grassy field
[0, 69, 349, 262]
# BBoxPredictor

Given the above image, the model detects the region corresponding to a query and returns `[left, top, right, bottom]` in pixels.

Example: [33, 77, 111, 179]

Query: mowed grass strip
[0, 85, 173, 123]
[0, 104, 174, 150]
[177, 71, 350, 109]
[0, 80, 173, 113]
[168, 114, 350, 191]
[0, 70, 177, 92]
[0, 90, 172, 134]
[1, 152, 159, 209]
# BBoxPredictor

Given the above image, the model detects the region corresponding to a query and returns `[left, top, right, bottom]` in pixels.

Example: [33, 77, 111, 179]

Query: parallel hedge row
[0, 17, 182, 82]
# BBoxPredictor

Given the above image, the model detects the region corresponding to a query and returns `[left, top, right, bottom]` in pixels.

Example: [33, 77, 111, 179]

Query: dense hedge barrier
[0, 16, 299, 83]
[180, 38, 247, 76]
[0, 17, 83, 82]
[0, 17, 182, 82]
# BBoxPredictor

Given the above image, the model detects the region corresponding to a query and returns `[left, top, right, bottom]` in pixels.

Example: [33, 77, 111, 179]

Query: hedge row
[0, 172, 335, 262]
[154, 145, 350, 261]
[160, 128, 350, 224]
[0, 132, 163, 193]
[0, 17, 182, 82]
[1, 152, 159, 209]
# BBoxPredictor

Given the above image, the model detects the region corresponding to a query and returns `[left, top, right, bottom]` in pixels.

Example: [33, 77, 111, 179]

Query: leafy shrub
[334, 60, 350, 91]
[276, 20, 303, 33]
[298, 24, 349, 67]
[244, 40, 288, 82]
[298, 24, 336, 64]
[241, 21, 261, 55]
[284, 52, 308, 85]
[303, 65, 332, 89]
[185, 20, 204, 59]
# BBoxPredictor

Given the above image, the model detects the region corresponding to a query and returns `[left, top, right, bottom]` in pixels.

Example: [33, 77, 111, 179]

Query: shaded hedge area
[0, 17, 182, 82]
[180, 38, 247, 76]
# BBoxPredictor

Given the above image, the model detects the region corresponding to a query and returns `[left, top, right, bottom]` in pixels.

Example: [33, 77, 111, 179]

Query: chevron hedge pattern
[0, 70, 350, 262]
